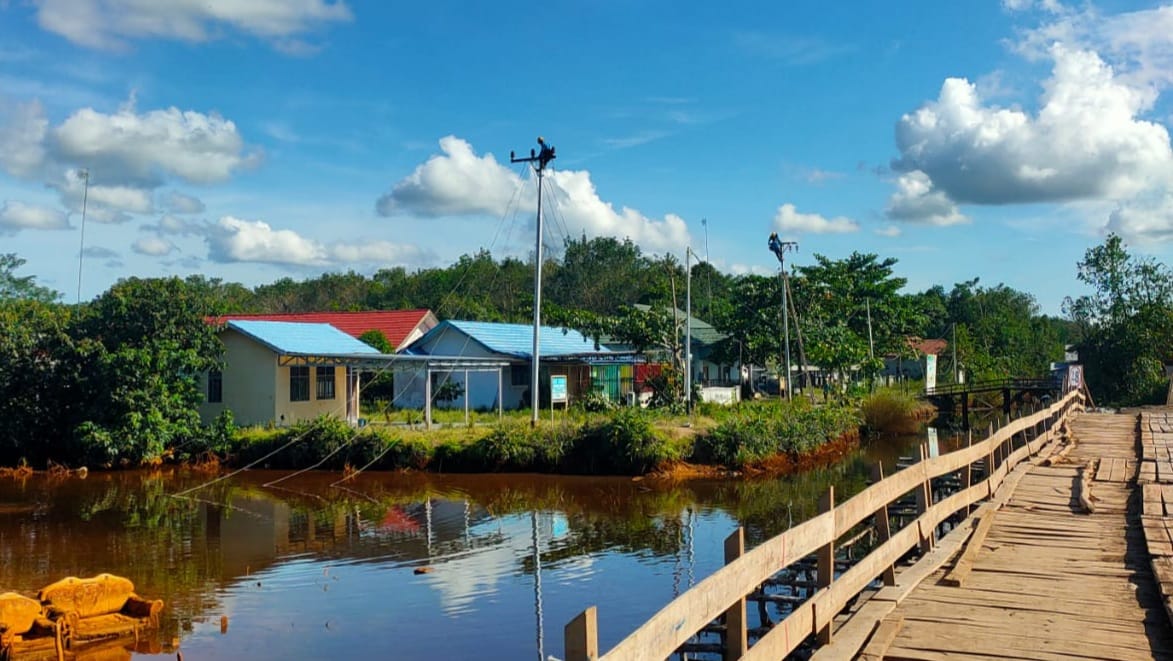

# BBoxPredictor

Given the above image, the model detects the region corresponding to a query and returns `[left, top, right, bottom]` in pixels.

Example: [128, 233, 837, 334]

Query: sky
[2, 0, 1173, 314]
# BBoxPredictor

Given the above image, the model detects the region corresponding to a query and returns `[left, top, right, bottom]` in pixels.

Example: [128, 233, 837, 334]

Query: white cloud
[886, 171, 968, 226]
[1106, 193, 1173, 242]
[52, 104, 257, 185]
[162, 191, 205, 214]
[771, 203, 858, 234]
[81, 246, 119, 258]
[147, 214, 206, 235]
[0, 201, 69, 234]
[378, 136, 692, 253]
[728, 263, 773, 276]
[35, 0, 352, 52]
[889, 45, 1173, 221]
[132, 235, 176, 256]
[0, 100, 48, 178]
[205, 216, 430, 267]
[875, 225, 903, 237]
[377, 136, 522, 218]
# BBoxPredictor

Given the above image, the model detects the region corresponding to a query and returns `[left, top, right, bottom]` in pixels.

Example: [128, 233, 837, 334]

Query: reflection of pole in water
[686, 507, 695, 589]
[425, 498, 433, 557]
[531, 511, 544, 661]
[464, 499, 471, 549]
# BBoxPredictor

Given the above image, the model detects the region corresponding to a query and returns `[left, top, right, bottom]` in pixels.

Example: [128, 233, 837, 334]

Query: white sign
[927, 427, 940, 458]
[924, 354, 937, 392]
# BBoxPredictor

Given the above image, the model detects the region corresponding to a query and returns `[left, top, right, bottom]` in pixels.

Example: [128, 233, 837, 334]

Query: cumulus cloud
[771, 203, 858, 234]
[146, 214, 206, 236]
[377, 136, 522, 218]
[35, 0, 352, 52]
[162, 191, 205, 214]
[0, 101, 48, 178]
[886, 172, 967, 226]
[132, 235, 176, 256]
[875, 225, 903, 237]
[0, 201, 69, 234]
[889, 45, 1173, 222]
[378, 136, 692, 252]
[52, 105, 257, 186]
[1106, 193, 1173, 243]
[205, 216, 431, 267]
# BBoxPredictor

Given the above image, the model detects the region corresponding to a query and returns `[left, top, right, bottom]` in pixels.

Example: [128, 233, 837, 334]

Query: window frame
[207, 369, 223, 403]
[316, 366, 336, 400]
[290, 365, 311, 402]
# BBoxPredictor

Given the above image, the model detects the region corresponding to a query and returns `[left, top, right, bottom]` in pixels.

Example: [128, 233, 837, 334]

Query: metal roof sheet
[227, 320, 381, 356]
[212, 310, 435, 350]
[424, 320, 613, 359]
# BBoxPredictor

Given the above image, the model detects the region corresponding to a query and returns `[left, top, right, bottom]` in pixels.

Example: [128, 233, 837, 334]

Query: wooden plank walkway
[875, 412, 1173, 660]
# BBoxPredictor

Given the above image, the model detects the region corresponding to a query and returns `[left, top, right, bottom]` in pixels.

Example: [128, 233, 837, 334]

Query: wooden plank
[858, 615, 903, 661]
[941, 509, 997, 588]
[1144, 483, 1164, 516]
[808, 600, 895, 661]
[722, 529, 746, 661]
[564, 607, 598, 661]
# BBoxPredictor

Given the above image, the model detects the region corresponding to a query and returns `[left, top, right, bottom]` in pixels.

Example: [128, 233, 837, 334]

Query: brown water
[0, 431, 946, 660]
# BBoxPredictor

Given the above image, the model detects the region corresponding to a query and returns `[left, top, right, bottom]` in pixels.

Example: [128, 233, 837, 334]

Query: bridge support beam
[1002, 388, 1011, 415]
[961, 394, 970, 430]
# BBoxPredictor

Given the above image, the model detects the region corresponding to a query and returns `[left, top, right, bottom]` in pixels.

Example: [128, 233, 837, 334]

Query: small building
[199, 320, 381, 427]
[396, 320, 633, 410]
[882, 337, 948, 383]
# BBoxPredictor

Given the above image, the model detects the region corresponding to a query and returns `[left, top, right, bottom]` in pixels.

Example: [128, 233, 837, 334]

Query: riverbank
[220, 399, 863, 477]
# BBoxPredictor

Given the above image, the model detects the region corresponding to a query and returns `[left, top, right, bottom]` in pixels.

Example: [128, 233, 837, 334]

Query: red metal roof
[210, 310, 436, 351]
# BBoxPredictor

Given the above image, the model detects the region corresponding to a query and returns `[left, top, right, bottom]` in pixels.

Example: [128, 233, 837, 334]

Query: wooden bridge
[562, 391, 1173, 660]
[924, 377, 1065, 425]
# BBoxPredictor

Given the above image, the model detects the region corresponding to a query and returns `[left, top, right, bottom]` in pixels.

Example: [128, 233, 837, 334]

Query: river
[0, 429, 954, 660]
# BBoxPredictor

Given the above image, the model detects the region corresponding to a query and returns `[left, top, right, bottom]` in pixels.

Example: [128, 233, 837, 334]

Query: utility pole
[866, 298, 874, 359]
[685, 248, 691, 411]
[768, 233, 798, 400]
[75, 168, 90, 304]
[511, 137, 556, 426]
[952, 323, 959, 384]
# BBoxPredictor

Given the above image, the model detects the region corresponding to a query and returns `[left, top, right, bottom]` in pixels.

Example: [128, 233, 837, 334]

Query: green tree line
[2, 233, 1160, 466]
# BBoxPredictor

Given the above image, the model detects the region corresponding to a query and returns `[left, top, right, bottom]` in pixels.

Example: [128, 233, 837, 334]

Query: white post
[685, 248, 692, 411]
[531, 168, 544, 426]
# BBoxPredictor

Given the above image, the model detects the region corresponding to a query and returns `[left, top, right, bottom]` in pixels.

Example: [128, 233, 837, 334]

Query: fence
[564, 388, 1084, 660]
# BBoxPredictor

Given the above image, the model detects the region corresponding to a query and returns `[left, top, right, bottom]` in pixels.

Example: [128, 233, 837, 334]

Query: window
[511, 364, 531, 387]
[290, 366, 310, 402]
[207, 370, 222, 403]
[316, 366, 336, 400]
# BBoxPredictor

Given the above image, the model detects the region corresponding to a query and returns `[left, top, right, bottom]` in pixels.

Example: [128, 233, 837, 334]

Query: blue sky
[2, 1, 1172, 314]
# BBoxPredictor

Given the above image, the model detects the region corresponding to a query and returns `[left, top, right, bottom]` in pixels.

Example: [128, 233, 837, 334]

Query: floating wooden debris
[0, 573, 163, 660]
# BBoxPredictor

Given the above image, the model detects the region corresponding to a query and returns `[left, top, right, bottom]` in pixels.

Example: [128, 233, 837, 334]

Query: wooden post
[817, 486, 835, 644]
[915, 445, 932, 553]
[565, 607, 599, 661]
[723, 528, 747, 660]
[871, 464, 896, 586]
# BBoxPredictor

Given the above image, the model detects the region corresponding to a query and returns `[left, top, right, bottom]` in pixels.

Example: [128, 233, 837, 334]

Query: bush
[696, 400, 861, 468]
[573, 408, 679, 474]
[860, 391, 922, 434]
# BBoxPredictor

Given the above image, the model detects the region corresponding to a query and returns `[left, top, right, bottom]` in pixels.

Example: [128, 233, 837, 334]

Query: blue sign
[551, 374, 568, 402]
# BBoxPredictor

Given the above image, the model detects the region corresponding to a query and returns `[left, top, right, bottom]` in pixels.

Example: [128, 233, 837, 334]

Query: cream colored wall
[199, 330, 279, 426]
[274, 364, 349, 426]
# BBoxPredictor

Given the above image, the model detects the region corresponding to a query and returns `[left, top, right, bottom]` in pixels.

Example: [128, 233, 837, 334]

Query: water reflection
[0, 430, 952, 659]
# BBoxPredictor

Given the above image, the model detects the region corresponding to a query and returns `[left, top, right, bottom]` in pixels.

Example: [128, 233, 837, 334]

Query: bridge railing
[923, 376, 1061, 397]
[564, 388, 1085, 661]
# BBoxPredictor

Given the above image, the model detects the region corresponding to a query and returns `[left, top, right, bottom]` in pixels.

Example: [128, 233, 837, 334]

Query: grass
[859, 387, 936, 434]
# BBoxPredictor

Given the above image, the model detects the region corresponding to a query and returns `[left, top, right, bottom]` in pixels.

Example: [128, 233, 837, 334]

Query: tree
[0, 253, 60, 303]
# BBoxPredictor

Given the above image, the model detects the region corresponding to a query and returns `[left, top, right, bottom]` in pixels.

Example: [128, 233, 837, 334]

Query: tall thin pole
[781, 269, 791, 401]
[511, 138, 556, 426]
[866, 298, 874, 359]
[75, 169, 89, 304]
[686, 250, 691, 404]
[953, 323, 959, 384]
[768, 234, 798, 400]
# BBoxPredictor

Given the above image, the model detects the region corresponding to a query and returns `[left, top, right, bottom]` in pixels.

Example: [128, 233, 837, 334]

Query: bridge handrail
[924, 376, 1062, 397]
[564, 388, 1084, 661]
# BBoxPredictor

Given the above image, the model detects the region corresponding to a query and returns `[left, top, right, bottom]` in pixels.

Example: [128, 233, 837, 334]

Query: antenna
[511, 137, 557, 426]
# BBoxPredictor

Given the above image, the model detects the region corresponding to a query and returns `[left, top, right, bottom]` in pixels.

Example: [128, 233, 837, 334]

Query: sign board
[926, 427, 939, 458]
[924, 354, 937, 392]
[550, 374, 568, 403]
[1066, 364, 1083, 392]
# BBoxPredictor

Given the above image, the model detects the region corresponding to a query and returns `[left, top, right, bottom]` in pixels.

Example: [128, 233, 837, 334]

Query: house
[199, 320, 383, 427]
[625, 304, 741, 388]
[209, 309, 438, 351]
[396, 320, 635, 410]
[882, 337, 948, 382]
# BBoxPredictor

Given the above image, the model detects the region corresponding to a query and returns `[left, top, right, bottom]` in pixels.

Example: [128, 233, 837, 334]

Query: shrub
[696, 400, 861, 468]
[860, 391, 922, 434]
[573, 408, 678, 474]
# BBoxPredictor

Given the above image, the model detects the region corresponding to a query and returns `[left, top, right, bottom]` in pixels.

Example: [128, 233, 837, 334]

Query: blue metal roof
[227, 320, 380, 356]
[427, 320, 612, 359]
